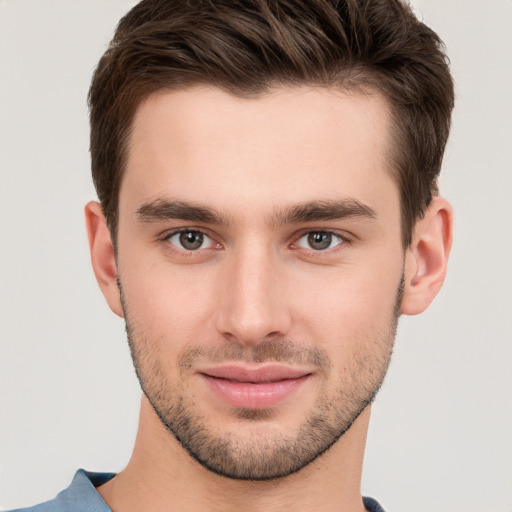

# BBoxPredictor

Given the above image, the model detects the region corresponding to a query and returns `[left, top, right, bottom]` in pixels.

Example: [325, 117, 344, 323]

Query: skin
[86, 86, 453, 512]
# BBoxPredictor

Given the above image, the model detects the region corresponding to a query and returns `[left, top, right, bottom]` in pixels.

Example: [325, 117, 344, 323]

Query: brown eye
[167, 230, 207, 250]
[297, 231, 343, 251]
[308, 232, 331, 250]
[179, 231, 203, 250]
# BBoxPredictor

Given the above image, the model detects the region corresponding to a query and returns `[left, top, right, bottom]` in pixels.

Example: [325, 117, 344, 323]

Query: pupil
[180, 231, 203, 250]
[308, 232, 331, 250]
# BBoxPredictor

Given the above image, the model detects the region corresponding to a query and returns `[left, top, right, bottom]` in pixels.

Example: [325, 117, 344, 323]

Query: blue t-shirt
[7, 470, 113, 512]
[7, 469, 386, 512]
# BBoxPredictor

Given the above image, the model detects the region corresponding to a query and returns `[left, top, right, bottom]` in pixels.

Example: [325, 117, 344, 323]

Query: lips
[199, 365, 312, 409]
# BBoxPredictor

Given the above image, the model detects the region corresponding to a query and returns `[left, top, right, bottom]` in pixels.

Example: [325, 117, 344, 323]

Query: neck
[97, 396, 370, 512]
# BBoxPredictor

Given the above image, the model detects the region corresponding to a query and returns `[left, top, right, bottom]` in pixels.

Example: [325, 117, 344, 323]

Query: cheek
[299, 264, 401, 315]
[119, 256, 220, 343]
[290, 260, 402, 354]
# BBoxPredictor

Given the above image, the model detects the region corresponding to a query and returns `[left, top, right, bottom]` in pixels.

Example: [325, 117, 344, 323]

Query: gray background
[0, 1, 511, 510]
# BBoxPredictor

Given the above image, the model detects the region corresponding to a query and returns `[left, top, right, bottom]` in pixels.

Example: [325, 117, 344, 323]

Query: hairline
[108, 79, 413, 250]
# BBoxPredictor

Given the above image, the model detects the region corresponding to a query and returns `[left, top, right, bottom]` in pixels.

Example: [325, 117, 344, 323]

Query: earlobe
[84, 201, 124, 318]
[401, 197, 453, 316]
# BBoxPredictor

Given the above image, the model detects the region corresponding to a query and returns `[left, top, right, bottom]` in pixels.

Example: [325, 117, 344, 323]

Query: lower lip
[201, 374, 311, 409]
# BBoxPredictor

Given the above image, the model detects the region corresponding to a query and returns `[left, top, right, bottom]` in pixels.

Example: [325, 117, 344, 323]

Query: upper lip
[199, 365, 312, 383]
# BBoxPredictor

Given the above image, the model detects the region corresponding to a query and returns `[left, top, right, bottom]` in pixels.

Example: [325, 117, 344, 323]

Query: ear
[401, 196, 453, 316]
[84, 201, 124, 318]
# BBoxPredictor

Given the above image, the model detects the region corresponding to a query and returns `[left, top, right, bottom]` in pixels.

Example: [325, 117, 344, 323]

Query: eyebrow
[136, 199, 230, 225]
[270, 199, 377, 227]
[135, 198, 377, 227]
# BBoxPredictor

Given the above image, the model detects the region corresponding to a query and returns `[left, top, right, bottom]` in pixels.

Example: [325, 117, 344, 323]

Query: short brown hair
[89, 0, 454, 247]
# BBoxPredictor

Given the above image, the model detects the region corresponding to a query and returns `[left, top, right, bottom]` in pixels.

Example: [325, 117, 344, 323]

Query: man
[9, 0, 454, 510]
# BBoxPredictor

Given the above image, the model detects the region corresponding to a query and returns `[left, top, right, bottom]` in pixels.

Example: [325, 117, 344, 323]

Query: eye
[296, 231, 344, 251]
[167, 230, 214, 251]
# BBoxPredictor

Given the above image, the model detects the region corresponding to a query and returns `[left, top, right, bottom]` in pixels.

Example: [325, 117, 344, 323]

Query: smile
[199, 365, 313, 409]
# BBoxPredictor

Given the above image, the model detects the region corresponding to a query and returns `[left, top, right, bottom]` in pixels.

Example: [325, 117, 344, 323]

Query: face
[116, 86, 404, 480]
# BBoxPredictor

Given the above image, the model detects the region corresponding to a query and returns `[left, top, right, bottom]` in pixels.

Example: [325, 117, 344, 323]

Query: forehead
[122, 85, 397, 221]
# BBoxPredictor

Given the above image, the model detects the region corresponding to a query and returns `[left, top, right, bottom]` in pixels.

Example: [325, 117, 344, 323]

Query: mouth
[198, 365, 313, 409]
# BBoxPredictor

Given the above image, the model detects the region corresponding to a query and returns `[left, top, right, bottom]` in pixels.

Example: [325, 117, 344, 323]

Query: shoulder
[5, 469, 115, 512]
[363, 496, 387, 512]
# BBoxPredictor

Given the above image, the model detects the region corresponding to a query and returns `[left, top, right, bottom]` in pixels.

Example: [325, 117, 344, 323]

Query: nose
[214, 244, 292, 346]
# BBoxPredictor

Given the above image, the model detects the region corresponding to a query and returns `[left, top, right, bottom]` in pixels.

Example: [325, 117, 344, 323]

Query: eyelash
[160, 228, 351, 256]
[162, 228, 220, 256]
[292, 229, 350, 254]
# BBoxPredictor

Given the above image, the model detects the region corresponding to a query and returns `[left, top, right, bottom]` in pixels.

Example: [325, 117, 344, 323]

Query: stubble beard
[121, 276, 403, 481]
